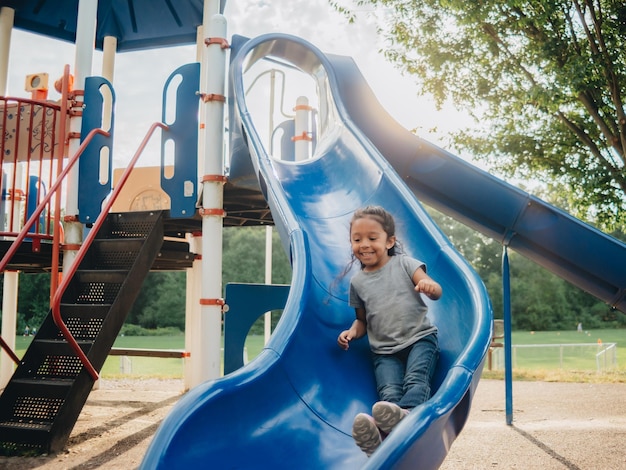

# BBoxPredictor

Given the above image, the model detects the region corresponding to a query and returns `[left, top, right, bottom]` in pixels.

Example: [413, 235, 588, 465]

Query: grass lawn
[486, 328, 626, 382]
[509, 329, 625, 367]
[510, 328, 625, 346]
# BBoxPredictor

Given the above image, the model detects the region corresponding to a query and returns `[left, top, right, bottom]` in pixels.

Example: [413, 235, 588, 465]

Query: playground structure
[0, 1, 624, 468]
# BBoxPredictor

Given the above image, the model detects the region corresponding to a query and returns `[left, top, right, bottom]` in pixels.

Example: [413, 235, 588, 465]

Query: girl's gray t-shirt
[349, 254, 437, 354]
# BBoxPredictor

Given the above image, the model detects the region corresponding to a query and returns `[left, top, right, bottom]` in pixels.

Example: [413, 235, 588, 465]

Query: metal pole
[264, 226, 272, 343]
[293, 96, 311, 161]
[0, 5, 16, 390]
[197, 2, 226, 383]
[264, 71, 275, 344]
[0, 6, 14, 95]
[0, 162, 24, 387]
[502, 245, 513, 425]
[64, 0, 98, 272]
[0, 270, 18, 388]
[102, 36, 116, 83]
[185, 233, 202, 390]
[181, 26, 206, 390]
[101, 35, 116, 134]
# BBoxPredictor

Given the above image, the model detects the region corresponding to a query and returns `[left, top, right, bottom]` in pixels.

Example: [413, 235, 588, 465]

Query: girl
[337, 205, 442, 456]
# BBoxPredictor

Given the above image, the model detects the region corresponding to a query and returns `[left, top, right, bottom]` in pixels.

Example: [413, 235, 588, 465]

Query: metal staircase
[0, 210, 172, 455]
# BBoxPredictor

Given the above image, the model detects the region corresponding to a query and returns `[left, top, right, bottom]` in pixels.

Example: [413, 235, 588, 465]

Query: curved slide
[141, 34, 493, 469]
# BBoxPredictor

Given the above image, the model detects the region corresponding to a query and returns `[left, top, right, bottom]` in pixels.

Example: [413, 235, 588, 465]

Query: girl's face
[350, 216, 396, 272]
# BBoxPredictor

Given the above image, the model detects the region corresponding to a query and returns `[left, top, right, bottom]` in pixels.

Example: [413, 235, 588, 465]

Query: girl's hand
[412, 267, 442, 300]
[337, 330, 353, 350]
[338, 315, 366, 350]
[415, 278, 442, 300]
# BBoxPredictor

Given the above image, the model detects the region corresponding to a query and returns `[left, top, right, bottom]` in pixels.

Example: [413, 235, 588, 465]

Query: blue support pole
[502, 245, 513, 425]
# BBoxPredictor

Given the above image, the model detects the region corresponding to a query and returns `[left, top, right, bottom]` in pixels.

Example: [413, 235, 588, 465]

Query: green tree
[222, 226, 291, 334]
[222, 226, 291, 285]
[0, 273, 51, 333]
[429, 207, 623, 330]
[428, 208, 502, 277]
[17, 273, 50, 331]
[124, 271, 187, 330]
[124, 226, 292, 331]
[335, 0, 626, 230]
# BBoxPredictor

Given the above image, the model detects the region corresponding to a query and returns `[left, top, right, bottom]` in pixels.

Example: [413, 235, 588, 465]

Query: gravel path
[441, 379, 626, 469]
[0, 378, 623, 469]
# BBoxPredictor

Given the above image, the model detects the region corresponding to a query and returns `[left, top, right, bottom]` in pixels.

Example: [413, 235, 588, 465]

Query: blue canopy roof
[0, 0, 226, 52]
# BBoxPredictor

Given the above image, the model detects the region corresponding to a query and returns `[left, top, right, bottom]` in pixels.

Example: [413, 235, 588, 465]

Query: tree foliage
[126, 226, 292, 332]
[15, 273, 49, 332]
[336, 0, 626, 230]
[222, 226, 292, 285]
[128, 271, 186, 330]
[428, 208, 624, 330]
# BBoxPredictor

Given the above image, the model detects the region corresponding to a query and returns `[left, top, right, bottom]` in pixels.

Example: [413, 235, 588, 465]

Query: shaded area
[68, 395, 179, 447]
[0, 0, 225, 52]
[512, 426, 583, 470]
[0, 380, 183, 470]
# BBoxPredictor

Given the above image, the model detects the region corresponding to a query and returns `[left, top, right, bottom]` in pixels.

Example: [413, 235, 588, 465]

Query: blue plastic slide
[327, 53, 626, 313]
[141, 34, 493, 469]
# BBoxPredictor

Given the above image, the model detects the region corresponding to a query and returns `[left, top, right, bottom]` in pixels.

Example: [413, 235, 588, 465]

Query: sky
[4, 0, 473, 169]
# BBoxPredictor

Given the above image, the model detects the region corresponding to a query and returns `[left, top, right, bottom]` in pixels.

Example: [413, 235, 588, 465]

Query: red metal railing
[0, 120, 169, 378]
[0, 96, 66, 241]
[0, 65, 72, 366]
[51, 122, 169, 380]
[0, 127, 109, 364]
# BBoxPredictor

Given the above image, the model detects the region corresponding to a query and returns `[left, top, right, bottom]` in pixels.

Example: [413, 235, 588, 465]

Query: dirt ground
[0, 378, 184, 470]
[441, 380, 626, 469]
[0, 378, 624, 469]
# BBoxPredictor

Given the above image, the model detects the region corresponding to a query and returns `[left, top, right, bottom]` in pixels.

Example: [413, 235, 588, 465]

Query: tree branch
[557, 111, 626, 194]
[576, 0, 626, 165]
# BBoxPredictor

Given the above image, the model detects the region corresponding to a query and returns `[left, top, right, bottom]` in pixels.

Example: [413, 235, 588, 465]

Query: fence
[0, 96, 67, 241]
[490, 343, 618, 373]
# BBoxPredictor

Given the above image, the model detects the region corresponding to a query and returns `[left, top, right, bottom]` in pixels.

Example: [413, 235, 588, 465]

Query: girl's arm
[413, 267, 442, 300]
[337, 308, 367, 350]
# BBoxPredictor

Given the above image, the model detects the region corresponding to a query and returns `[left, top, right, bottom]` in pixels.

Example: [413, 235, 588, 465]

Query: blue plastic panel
[160, 62, 200, 218]
[78, 76, 114, 224]
[223, 283, 290, 374]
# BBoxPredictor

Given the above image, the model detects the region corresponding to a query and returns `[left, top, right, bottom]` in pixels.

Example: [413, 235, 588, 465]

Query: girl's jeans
[372, 333, 439, 410]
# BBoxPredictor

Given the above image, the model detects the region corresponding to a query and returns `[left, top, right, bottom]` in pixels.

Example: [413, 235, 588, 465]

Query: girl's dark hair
[350, 205, 398, 256]
[328, 206, 401, 301]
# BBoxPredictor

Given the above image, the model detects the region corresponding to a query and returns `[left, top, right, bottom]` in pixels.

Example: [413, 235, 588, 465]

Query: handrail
[0, 128, 109, 273]
[0, 127, 109, 365]
[0, 336, 20, 364]
[0, 95, 63, 110]
[51, 121, 169, 381]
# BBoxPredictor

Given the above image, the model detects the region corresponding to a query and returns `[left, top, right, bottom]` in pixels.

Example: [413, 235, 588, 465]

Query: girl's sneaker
[372, 401, 409, 434]
[351, 413, 382, 456]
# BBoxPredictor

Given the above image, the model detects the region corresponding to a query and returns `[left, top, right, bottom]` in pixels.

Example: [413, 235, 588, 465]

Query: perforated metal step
[0, 210, 166, 455]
